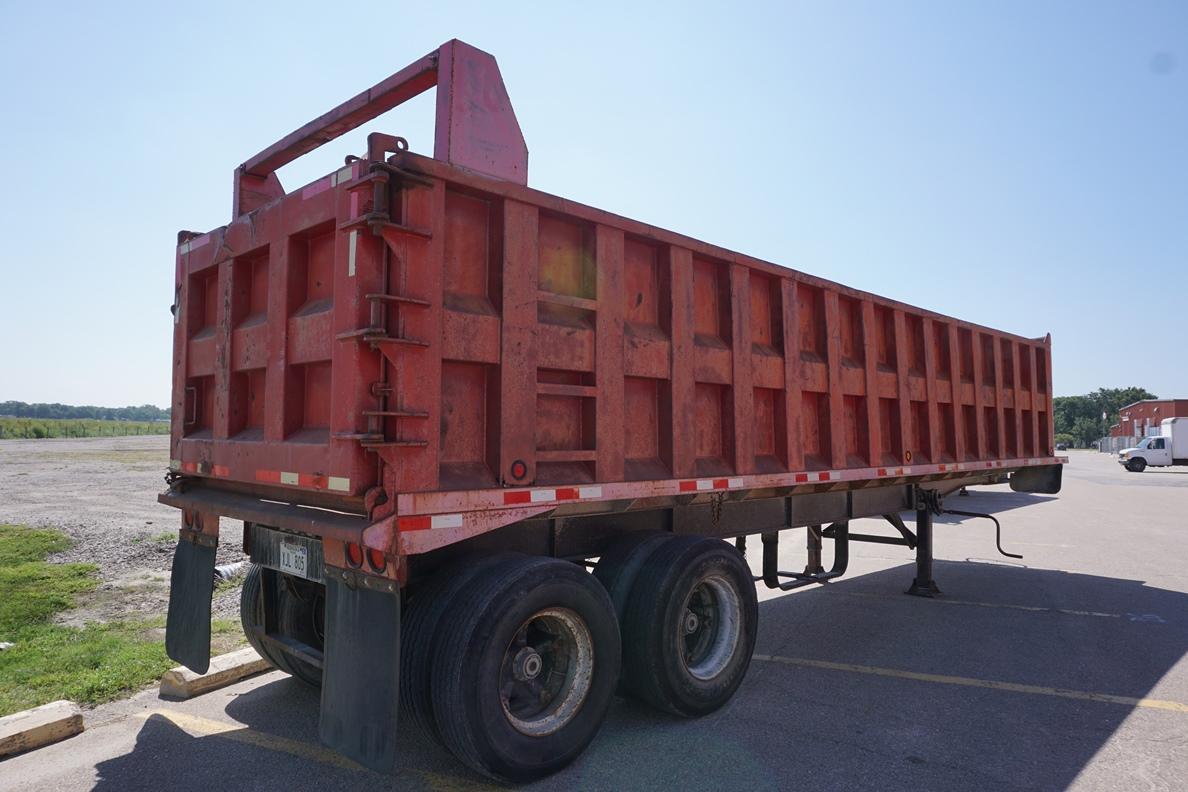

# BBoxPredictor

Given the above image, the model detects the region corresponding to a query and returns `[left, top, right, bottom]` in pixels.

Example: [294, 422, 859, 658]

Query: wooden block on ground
[0, 700, 84, 758]
[159, 647, 271, 700]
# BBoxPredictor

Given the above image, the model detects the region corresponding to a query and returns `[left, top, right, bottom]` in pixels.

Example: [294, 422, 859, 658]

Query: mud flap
[165, 534, 217, 674]
[1010, 463, 1063, 494]
[319, 571, 401, 774]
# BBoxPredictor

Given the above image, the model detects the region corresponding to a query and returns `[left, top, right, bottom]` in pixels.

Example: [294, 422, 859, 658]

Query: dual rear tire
[240, 564, 323, 687]
[403, 555, 620, 783]
[242, 534, 758, 782]
[595, 534, 758, 716]
[402, 536, 758, 782]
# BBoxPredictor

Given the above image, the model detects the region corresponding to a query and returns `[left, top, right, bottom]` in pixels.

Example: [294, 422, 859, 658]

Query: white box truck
[1119, 418, 1188, 472]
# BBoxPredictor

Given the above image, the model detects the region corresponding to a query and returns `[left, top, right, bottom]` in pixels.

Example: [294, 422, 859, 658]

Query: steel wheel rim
[499, 607, 594, 736]
[680, 574, 741, 681]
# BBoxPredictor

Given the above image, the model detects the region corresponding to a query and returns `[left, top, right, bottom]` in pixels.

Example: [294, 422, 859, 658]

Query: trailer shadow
[931, 488, 1055, 523]
[722, 560, 1188, 791]
[91, 560, 1188, 791]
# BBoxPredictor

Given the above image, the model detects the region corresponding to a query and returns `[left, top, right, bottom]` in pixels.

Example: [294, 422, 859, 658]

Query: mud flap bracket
[319, 568, 401, 774]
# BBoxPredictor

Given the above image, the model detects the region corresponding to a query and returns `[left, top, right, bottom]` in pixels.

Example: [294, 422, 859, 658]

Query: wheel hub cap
[499, 607, 594, 736]
[680, 575, 742, 681]
[513, 646, 544, 681]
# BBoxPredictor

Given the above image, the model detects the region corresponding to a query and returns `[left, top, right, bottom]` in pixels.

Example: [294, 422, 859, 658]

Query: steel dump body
[168, 146, 1059, 558]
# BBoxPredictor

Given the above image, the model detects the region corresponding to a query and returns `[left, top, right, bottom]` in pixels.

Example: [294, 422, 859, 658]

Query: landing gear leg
[804, 524, 825, 575]
[906, 507, 941, 598]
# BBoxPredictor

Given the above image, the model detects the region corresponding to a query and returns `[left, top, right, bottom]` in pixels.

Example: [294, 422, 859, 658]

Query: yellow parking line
[752, 654, 1188, 713]
[133, 711, 499, 791]
[135, 710, 362, 771]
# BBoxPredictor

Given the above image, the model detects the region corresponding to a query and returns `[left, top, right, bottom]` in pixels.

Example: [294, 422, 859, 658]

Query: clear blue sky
[1, 1, 1184, 407]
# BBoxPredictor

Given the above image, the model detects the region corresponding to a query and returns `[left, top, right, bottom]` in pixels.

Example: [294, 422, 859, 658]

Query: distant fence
[1098, 436, 1136, 454]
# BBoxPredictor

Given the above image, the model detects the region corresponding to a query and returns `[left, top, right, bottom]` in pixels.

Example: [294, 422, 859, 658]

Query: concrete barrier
[0, 700, 84, 758]
[159, 647, 272, 699]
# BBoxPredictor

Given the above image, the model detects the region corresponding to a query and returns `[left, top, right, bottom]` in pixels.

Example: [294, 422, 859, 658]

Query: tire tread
[430, 557, 620, 782]
[620, 537, 757, 717]
[399, 553, 520, 739]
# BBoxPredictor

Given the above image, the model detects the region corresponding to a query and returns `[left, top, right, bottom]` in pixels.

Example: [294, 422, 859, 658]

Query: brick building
[1110, 399, 1188, 438]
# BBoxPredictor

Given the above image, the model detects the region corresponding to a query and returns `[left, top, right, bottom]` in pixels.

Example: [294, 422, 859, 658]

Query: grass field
[0, 524, 242, 716]
[0, 417, 169, 440]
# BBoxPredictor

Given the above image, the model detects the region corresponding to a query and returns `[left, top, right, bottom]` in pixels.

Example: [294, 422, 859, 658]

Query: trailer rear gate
[160, 39, 1064, 784]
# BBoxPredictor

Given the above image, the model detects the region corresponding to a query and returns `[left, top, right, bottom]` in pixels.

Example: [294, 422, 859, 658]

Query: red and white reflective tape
[397, 455, 1066, 520]
[677, 477, 744, 493]
[172, 461, 351, 492]
[176, 461, 227, 477]
[399, 513, 464, 532]
[791, 471, 834, 483]
[255, 469, 351, 492]
[876, 466, 914, 477]
[501, 486, 603, 506]
[401, 486, 608, 534]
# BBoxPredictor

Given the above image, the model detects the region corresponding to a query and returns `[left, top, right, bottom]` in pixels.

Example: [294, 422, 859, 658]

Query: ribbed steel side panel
[169, 152, 1055, 512]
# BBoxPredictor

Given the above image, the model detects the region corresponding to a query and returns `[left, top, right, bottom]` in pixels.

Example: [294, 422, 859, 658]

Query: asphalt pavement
[3, 449, 1186, 791]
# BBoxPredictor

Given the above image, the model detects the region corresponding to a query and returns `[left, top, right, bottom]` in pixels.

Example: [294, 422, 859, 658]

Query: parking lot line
[134, 710, 363, 771]
[752, 655, 1188, 713]
[836, 590, 1129, 620]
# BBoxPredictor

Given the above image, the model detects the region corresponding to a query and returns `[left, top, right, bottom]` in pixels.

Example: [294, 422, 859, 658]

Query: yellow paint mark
[752, 654, 1188, 713]
[136, 710, 362, 771]
[133, 710, 501, 791]
[420, 771, 506, 792]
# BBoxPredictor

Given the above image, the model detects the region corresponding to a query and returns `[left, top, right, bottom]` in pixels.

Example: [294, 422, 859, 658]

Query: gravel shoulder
[0, 435, 247, 622]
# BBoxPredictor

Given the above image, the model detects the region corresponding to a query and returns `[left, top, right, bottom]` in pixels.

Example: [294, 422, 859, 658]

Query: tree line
[0, 401, 169, 422]
[0, 417, 170, 440]
[1052, 387, 1156, 448]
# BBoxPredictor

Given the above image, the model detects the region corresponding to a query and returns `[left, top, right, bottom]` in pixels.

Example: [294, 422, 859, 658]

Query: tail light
[345, 542, 363, 567]
[367, 548, 387, 572]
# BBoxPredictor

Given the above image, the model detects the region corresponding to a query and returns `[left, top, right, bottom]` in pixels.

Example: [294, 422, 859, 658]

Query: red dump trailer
[161, 40, 1065, 783]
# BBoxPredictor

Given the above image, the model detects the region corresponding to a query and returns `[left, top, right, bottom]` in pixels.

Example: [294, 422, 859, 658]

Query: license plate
[279, 541, 309, 579]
